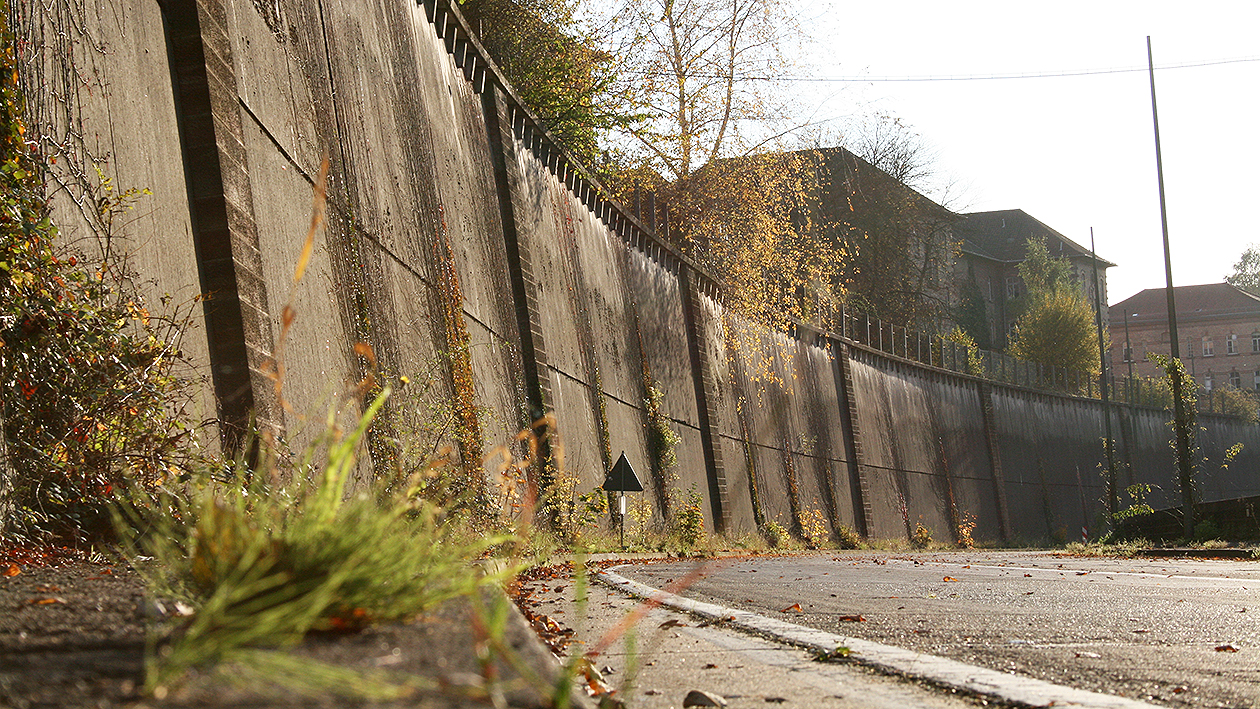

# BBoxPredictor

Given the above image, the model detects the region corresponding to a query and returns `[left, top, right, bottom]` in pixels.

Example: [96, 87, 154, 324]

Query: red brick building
[1109, 283, 1260, 391]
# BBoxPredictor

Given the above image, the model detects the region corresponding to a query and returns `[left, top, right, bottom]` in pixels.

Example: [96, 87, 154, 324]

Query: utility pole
[1148, 36, 1196, 538]
[1091, 229, 1118, 520]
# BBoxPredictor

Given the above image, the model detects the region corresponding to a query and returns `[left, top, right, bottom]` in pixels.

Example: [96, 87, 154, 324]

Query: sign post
[602, 452, 643, 549]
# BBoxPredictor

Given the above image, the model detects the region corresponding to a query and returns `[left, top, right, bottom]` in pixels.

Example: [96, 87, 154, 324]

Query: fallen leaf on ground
[3, 564, 19, 577]
[1075, 651, 1101, 658]
[1215, 643, 1241, 652]
[683, 689, 728, 707]
[943, 576, 959, 582]
[779, 603, 803, 613]
[837, 614, 865, 622]
[1024, 573, 1032, 577]
[659, 619, 686, 629]
[690, 690, 730, 705]
[702, 663, 718, 669]
[30, 597, 65, 605]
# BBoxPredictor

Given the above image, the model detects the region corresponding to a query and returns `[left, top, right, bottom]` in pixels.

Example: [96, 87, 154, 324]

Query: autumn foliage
[0, 11, 198, 543]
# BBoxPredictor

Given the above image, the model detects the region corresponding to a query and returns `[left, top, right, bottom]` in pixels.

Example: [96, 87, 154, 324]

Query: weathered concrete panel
[991, 389, 1108, 543]
[546, 374, 603, 488]
[624, 248, 710, 525]
[28, 0, 218, 434]
[723, 319, 801, 535]
[848, 352, 921, 540]
[928, 375, 1001, 542]
[795, 341, 854, 535]
[696, 298, 758, 534]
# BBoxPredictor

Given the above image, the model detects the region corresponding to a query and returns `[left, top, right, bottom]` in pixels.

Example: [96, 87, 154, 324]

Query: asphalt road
[616, 551, 1260, 708]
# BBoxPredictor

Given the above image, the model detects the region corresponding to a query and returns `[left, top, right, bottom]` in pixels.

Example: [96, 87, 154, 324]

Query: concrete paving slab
[519, 567, 995, 709]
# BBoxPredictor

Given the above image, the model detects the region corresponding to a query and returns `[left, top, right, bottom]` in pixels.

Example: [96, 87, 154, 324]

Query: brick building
[1109, 283, 1260, 391]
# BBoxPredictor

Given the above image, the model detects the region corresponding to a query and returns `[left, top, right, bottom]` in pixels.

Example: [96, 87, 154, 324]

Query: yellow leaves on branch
[667, 151, 846, 330]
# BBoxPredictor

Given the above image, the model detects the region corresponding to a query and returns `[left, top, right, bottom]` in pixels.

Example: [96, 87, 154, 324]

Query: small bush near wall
[0, 13, 200, 543]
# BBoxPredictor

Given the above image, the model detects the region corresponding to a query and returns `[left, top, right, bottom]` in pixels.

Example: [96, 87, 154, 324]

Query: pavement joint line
[599, 565, 1162, 709]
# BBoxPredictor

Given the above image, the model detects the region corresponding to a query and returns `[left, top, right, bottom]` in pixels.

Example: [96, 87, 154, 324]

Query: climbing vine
[0, 4, 200, 542]
[432, 204, 491, 517]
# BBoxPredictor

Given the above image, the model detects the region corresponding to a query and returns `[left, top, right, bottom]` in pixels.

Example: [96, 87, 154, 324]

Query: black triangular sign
[603, 452, 643, 492]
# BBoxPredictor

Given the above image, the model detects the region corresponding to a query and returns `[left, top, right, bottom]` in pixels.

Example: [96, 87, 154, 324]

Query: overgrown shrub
[1111, 483, 1155, 523]
[799, 507, 829, 549]
[0, 15, 197, 543]
[1192, 518, 1222, 543]
[835, 523, 861, 550]
[944, 328, 985, 376]
[539, 464, 607, 546]
[627, 494, 653, 546]
[955, 511, 976, 549]
[910, 522, 933, 548]
[763, 519, 790, 548]
[674, 484, 705, 548]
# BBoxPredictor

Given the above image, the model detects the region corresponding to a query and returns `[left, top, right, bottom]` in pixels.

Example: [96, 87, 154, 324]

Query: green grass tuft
[116, 387, 516, 691]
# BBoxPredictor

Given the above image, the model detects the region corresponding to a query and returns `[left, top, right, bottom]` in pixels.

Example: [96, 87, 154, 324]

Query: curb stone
[598, 566, 1161, 709]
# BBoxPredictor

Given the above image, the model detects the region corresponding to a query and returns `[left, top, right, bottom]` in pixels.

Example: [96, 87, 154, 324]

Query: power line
[619, 55, 1260, 83]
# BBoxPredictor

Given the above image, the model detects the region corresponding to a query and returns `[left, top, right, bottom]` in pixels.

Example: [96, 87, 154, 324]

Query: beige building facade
[1109, 283, 1260, 391]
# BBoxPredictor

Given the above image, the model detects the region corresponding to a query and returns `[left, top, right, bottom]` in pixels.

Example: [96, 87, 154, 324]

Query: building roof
[1109, 283, 1260, 326]
[813, 147, 956, 221]
[956, 209, 1116, 268]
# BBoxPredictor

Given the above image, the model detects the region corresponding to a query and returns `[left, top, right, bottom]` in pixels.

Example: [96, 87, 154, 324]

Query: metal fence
[833, 307, 1248, 416]
[834, 308, 1099, 397]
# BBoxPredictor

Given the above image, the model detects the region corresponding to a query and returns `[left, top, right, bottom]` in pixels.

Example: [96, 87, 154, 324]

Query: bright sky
[800, 0, 1260, 305]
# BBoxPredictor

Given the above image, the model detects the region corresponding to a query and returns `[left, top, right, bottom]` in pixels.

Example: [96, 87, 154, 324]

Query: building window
[1227, 334, 1238, 355]
[1253, 331, 1260, 353]
[1254, 370, 1260, 390]
[1231, 371, 1242, 389]
[1203, 337, 1214, 357]
[1006, 277, 1021, 299]
[1204, 374, 1213, 391]
[1123, 344, 1133, 362]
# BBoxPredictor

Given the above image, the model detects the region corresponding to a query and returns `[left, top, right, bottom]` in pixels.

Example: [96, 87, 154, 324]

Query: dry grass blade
[294, 156, 329, 284]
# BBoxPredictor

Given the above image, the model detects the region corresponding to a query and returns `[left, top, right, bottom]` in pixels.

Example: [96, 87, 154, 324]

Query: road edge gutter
[599, 566, 1160, 709]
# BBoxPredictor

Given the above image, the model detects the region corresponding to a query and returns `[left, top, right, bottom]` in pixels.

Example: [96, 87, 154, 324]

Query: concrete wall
[20, 0, 1260, 541]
